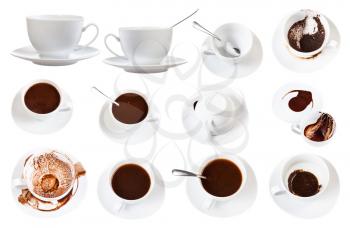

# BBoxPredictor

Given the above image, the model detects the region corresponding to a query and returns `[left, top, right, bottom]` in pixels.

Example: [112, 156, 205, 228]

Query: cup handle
[291, 124, 302, 135]
[81, 23, 99, 47]
[104, 34, 123, 57]
[327, 40, 338, 48]
[203, 49, 215, 56]
[113, 201, 126, 213]
[271, 185, 287, 196]
[12, 178, 26, 188]
[201, 198, 215, 210]
[58, 100, 73, 113]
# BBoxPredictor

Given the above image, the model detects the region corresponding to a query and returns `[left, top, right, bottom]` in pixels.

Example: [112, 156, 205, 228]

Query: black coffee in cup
[111, 164, 151, 200]
[201, 159, 242, 197]
[112, 93, 148, 124]
[288, 169, 321, 197]
[24, 83, 61, 114]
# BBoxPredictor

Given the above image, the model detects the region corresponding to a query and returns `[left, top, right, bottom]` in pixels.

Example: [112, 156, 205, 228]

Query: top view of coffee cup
[27, 15, 99, 58]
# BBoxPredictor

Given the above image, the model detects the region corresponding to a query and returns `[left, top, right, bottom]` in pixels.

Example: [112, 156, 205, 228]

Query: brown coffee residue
[304, 113, 335, 142]
[112, 93, 148, 124]
[288, 169, 321, 197]
[18, 162, 86, 212]
[282, 90, 313, 112]
[288, 15, 325, 53]
[31, 152, 73, 198]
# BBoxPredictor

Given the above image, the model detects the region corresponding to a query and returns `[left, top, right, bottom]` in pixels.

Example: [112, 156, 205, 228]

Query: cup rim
[197, 155, 247, 201]
[20, 79, 63, 117]
[283, 9, 330, 57]
[119, 26, 172, 31]
[109, 160, 154, 204]
[107, 90, 150, 127]
[279, 153, 330, 200]
[26, 15, 83, 21]
[22, 149, 76, 202]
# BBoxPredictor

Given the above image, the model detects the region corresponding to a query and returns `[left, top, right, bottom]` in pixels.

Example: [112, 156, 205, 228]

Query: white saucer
[99, 102, 160, 144]
[201, 33, 263, 78]
[272, 17, 340, 73]
[272, 82, 323, 124]
[182, 88, 249, 148]
[11, 153, 87, 217]
[186, 157, 257, 217]
[11, 46, 99, 66]
[103, 56, 187, 73]
[11, 92, 73, 134]
[270, 158, 339, 218]
[98, 164, 165, 219]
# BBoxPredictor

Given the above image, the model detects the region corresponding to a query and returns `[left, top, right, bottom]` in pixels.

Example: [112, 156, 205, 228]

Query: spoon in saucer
[192, 21, 241, 57]
[170, 9, 199, 28]
[172, 169, 206, 179]
[91, 86, 119, 107]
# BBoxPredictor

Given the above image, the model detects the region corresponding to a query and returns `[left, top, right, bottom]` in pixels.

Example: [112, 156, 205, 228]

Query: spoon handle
[192, 21, 221, 42]
[171, 9, 199, 28]
[172, 169, 206, 179]
[91, 86, 119, 106]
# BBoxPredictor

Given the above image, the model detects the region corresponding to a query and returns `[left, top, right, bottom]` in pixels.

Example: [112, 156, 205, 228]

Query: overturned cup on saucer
[27, 15, 99, 58]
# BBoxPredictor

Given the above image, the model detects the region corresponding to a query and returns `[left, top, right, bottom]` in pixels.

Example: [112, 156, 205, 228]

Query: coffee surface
[111, 164, 151, 200]
[112, 93, 148, 124]
[288, 169, 321, 197]
[201, 159, 242, 197]
[24, 83, 61, 114]
[283, 90, 313, 112]
[304, 113, 335, 142]
[288, 16, 325, 53]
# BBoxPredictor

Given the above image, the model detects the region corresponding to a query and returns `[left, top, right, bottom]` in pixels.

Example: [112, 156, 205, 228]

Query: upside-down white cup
[27, 15, 99, 58]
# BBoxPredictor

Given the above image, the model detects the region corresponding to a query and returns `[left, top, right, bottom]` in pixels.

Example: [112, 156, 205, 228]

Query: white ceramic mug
[271, 154, 330, 200]
[12, 150, 77, 203]
[291, 111, 336, 146]
[283, 9, 337, 59]
[104, 27, 172, 65]
[108, 160, 155, 212]
[103, 90, 157, 132]
[205, 23, 253, 63]
[20, 79, 72, 121]
[27, 15, 99, 58]
[195, 155, 247, 210]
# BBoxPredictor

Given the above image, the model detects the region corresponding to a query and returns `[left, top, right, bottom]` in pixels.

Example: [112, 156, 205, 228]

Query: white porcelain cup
[20, 79, 72, 121]
[205, 23, 253, 63]
[104, 27, 172, 65]
[27, 15, 99, 58]
[103, 91, 157, 132]
[195, 155, 247, 209]
[283, 9, 337, 59]
[291, 111, 336, 146]
[271, 154, 330, 200]
[108, 160, 155, 212]
[12, 150, 77, 203]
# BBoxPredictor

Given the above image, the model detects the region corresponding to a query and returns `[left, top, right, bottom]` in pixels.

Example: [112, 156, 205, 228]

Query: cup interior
[282, 154, 329, 197]
[110, 162, 153, 201]
[212, 23, 253, 59]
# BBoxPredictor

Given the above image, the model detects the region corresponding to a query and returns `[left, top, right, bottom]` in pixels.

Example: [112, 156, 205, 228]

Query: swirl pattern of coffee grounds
[288, 15, 325, 53]
[18, 163, 85, 212]
[31, 152, 74, 198]
[288, 169, 321, 197]
[282, 90, 313, 112]
[24, 83, 61, 114]
[304, 113, 335, 142]
[112, 93, 148, 124]
[201, 159, 242, 197]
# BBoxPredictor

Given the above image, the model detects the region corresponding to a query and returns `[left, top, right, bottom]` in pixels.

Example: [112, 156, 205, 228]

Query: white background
[0, 0, 348, 227]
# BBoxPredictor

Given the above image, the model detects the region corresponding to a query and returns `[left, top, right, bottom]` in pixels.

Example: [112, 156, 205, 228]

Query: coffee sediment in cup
[304, 113, 335, 142]
[288, 15, 325, 53]
[282, 90, 313, 112]
[288, 169, 321, 197]
[111, 164, 151, 200]
[201, 159, 242, 197]
[112, 93, 148, 124]
[24, 83, 60, 114]
[31, 152, 74, 199]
